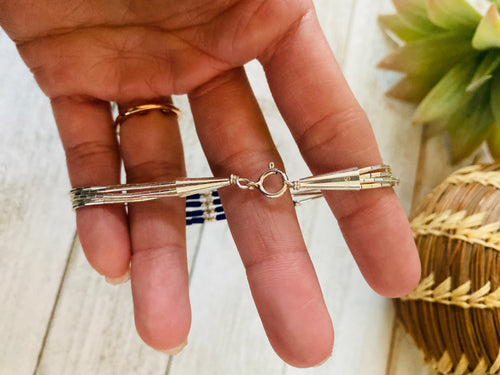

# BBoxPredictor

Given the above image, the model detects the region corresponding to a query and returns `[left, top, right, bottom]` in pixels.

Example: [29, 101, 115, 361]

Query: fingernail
[160, 339, 188, 355]
[105, 269, 130, 285]
[314, 354, 332, 367]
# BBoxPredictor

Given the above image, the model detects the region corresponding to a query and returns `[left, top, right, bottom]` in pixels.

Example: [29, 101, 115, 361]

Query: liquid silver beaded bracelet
[70, 162, 399, 225]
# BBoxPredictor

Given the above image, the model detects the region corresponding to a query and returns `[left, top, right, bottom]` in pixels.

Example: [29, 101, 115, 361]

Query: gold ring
[115, 103, 182, 135]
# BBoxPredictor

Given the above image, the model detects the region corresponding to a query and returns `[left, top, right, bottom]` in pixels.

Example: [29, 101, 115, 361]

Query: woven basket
[395, 163, 500, 375]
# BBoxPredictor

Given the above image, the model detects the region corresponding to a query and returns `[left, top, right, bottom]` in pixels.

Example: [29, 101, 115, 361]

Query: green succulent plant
[378, 0, 500, 162]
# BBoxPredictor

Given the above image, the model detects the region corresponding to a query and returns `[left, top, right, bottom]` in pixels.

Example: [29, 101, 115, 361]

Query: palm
[0, 0, 421, 368]
[2, 0, 309, 101]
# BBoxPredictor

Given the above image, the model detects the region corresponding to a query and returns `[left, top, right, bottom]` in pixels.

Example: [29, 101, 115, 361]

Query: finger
[188, 68, 333, 368]
[259, 10, 420, 297]
[117, 100, 190, 352]
[51, 96, 130, 280]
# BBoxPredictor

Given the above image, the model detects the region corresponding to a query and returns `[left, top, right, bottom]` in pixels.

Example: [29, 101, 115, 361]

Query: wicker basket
[396, 164, 500, 375]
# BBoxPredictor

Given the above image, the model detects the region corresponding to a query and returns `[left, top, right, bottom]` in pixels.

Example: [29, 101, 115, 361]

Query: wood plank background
[1, 1, 485, 374]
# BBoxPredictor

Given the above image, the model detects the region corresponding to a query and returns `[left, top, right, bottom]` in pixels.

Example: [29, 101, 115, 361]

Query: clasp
[232, 162, 290, 198]
[255, 162, 290, 198]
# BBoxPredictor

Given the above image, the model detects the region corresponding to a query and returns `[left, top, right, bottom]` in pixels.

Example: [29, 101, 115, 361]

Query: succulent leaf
[393, 0, 444, 33]
[426, 0, 482, 32]
[379, 0, 500, 162]
[472, 4, 500, 49]
[386, 72, 445, 102]
[377, 33, 474, 75]
[472, 0, 499, 15]
[467, 50, 500, 91]
[488, 74, 500, 166]
[490, 68, 500, 123]
[413, 55, 480, 123]
[490, 0, 500, 10]
[378, 14, 428, 42]
[487, 122, 500, 159]
[446, 84, 495, 162]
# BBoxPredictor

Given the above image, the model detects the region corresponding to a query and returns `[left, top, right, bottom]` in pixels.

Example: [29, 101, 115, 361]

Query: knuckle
[189, 68, 242, 99]
[244, 250, 308, 276]
[125, 159, 184, 183]
[335, 191, 396, 230]
[297, 106, 368, 157]
[131, 242, 185, 258]
[65, 141, 118, 174]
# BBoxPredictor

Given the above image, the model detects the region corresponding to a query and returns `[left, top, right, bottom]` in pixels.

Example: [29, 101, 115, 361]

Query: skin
[0, 0, 421, 367]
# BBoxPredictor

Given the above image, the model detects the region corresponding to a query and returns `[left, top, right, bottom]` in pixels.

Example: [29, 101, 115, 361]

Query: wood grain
[0, 33, 77, 375]
[0, 0, 431, 374]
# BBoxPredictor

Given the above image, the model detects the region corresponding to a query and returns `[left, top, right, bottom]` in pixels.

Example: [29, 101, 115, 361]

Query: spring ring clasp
[254, 162, 290, 198]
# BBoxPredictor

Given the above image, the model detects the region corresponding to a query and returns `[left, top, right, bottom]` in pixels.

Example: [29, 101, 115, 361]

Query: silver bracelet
[70, 162, 399, 224]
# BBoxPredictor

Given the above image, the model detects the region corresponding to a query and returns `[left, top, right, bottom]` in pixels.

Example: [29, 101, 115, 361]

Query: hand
[0, 0, 420, 367]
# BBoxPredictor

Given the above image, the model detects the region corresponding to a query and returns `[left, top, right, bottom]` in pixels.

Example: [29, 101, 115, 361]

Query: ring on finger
[115, 103, 182, 135]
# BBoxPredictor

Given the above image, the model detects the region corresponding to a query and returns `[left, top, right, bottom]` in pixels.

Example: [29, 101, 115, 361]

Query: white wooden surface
[0, 1, 450, 374]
